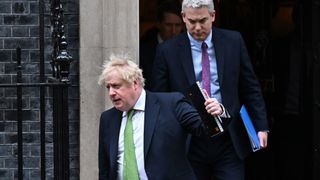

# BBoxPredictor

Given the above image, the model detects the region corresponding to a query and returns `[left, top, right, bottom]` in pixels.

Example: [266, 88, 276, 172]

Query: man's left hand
[258, 131, 268, 148]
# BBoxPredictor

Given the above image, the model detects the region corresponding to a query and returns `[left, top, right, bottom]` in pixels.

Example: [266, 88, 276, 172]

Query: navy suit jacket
[150, 27, 269, 159]
[99, 91, 207, 180]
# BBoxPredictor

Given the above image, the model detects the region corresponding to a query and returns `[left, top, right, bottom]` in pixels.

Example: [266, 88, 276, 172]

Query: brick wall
[0, 0, 79, 179]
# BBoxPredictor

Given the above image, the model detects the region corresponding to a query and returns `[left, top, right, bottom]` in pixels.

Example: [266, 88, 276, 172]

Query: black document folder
[185, 82, 224, 137]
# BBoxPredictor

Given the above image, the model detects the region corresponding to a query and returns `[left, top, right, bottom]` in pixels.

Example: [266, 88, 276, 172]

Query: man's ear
[181, 12, 187, 23]
[210, 11, 216, 23]
[156, 21, 162, 29]
[133, 80, 139, 90]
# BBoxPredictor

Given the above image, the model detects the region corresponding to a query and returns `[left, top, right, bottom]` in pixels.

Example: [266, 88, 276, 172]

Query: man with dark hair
[140, 0, 184, 89]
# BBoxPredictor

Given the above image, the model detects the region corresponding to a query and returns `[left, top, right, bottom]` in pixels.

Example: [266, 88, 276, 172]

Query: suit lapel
[144, 92, 159, 158]
[212, 28, 225, 86]
[179, 33, 196, 85]
[109, 110, 123, 172]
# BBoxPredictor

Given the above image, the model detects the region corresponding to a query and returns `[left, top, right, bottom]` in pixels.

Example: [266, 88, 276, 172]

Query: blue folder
[240, 105, 261, 152]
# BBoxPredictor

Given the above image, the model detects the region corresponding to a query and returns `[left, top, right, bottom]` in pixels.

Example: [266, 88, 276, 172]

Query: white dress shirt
[117, 90, 148, 180]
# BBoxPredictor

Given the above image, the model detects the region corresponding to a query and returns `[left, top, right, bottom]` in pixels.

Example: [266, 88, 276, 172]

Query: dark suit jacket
[139, 27, 160, 89]
[150, 27, 269, 159]
[99, 91, 207, 180]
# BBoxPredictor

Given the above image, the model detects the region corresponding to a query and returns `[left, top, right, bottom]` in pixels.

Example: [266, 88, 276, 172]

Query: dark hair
[157, 0, 182, 22]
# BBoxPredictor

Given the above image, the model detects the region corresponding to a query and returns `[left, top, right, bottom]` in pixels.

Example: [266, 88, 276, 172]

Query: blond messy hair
[98, 53, 145, 87]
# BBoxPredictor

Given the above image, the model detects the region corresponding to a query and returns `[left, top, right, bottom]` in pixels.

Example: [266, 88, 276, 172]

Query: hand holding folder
[240, 105, 261, 152]
[185, 82, 224, 137]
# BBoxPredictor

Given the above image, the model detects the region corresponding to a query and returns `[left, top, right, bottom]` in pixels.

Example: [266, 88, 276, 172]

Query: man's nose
[195, 23, 201, 30]
[108, 88, 116, 96]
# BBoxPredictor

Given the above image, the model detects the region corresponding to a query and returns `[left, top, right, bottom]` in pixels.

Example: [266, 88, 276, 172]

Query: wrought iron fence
[0, 0, 73, 179]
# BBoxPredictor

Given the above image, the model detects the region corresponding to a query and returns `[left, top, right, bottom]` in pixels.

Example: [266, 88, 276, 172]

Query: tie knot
[201, 42, 208, 50]
[127, 109, 135, 120]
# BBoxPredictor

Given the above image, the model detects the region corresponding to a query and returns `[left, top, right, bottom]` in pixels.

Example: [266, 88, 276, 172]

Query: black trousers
[188, 133, 245, 180]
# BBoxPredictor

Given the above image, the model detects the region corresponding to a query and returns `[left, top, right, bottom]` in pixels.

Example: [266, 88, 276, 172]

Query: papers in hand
[185, 81, 224, 137]
[240, 105, 261, 152]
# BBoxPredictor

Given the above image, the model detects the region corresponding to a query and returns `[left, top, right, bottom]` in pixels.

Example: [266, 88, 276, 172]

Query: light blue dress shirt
[187, 30, 222, 103]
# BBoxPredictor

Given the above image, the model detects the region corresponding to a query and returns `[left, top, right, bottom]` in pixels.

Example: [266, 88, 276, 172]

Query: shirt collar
[187, 30, 213, 49]
[123, 89, 146, 117]
[134, 89, 146, 112]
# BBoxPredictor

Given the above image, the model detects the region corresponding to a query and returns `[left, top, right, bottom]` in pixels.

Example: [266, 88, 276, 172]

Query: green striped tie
[123, 109, 139, 180]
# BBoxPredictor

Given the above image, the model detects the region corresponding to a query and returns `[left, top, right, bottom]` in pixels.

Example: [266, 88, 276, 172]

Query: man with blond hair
[98, 53, 220, 180]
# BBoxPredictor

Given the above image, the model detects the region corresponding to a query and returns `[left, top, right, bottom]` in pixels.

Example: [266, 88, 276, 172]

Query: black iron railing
[0, 0, 73, 179]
